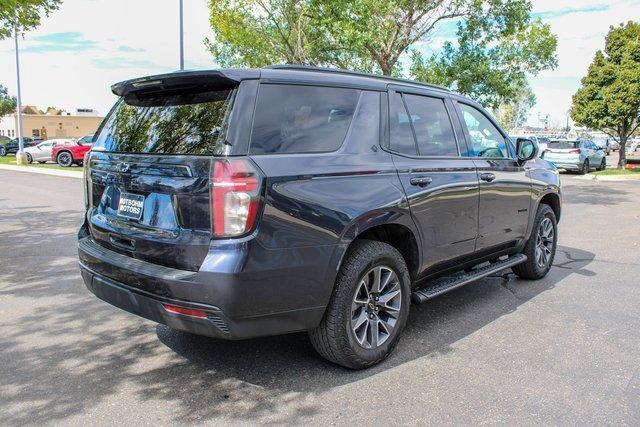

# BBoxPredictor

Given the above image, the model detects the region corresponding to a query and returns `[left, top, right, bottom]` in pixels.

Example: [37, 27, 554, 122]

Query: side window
[250, 84, 360, 154]
[402, 94, 458, 156]
[458, 103, 508, 158]
[389, 92, 417, 155]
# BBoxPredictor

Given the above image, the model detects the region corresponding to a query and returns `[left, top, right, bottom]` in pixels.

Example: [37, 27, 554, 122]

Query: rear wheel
[309, 240, 410, 369]
[579, 159, 589, 175]
[0, 147, 6, 156]
[25, 153, 33, 164]
[56, 151, 73, 167]
[512, 204, 557, 280]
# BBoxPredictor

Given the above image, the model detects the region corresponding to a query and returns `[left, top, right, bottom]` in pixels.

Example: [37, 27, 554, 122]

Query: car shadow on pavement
[0, 202, 596, 424]
[142, 244, 596, 422]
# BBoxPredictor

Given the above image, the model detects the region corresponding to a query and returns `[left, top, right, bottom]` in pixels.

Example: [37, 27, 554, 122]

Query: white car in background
[510, 135, 548, 157]
[23, 139, 73, 164]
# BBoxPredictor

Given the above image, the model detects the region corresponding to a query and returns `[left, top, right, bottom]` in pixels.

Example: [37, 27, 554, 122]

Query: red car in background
[51, 135, 94, 167]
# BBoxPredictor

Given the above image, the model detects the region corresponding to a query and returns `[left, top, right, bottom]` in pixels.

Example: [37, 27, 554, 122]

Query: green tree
[206, 0, 328, 68]
[571, 21, 640, 168]
[206, 0, 557, 106]
[410, 3, 556, 109]
[0, 85, 17, 116]
[495, 83, 536, 131]
[1, 0, 62, 39]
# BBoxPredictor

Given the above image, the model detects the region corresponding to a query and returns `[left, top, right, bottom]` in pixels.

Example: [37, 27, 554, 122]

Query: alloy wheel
[535, 217, 554, 268]
[57, 152, 72, 167]
[351, 266, 402, 349]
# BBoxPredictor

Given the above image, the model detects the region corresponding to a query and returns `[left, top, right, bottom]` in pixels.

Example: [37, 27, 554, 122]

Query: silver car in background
[543, 139, 607, 174]
[23, 139, 73, 164]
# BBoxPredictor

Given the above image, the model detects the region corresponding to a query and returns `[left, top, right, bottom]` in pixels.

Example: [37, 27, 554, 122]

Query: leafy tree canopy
[0, 85, 17, 116]
[495, 83, 536, 131]
[0, 0, 61, 39]
[206, 0, 557, 108]
[571, 21, 640, 167]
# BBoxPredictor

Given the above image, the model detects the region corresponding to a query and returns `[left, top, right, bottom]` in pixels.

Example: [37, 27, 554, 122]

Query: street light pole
[14, 25, 25, 164]
[179, 0, 184, 70]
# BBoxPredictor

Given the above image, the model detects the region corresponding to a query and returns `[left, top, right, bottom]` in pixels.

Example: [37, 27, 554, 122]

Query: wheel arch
[538, 192, 561, 222]
[334, 210, 421, 283]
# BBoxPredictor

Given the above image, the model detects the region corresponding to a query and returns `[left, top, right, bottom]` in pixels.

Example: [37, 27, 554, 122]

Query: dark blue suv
[78, 66, 561, 369]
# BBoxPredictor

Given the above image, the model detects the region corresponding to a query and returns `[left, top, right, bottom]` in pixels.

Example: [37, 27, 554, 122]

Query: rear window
[548, 141, 579, 149]
[93, 87, 237, 155]
[249, 84, 359, 154]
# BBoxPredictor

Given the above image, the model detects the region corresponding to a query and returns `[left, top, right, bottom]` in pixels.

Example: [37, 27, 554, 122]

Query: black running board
[411, 254, 527, 304]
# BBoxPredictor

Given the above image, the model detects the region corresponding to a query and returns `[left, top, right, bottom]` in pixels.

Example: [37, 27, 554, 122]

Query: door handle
[480, 172, 496, 182]
[410, 176, 432, 187]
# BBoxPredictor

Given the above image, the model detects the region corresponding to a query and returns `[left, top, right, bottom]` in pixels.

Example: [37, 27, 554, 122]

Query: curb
[573, 173, 640, 181]
[0, 164, 83, 179]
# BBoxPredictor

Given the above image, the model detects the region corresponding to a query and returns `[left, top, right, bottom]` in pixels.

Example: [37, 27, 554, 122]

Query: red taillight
[569, 149, 581, 154]
[163, 304, 208, 318]
[211, 158, 262, 238]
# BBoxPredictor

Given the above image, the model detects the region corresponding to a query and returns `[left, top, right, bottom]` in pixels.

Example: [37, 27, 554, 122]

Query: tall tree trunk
[618, 128, 627, 169]
[380, 61, 392, 76]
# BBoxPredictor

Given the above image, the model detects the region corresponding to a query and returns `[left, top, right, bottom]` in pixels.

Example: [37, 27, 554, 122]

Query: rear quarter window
[249, 84, 360, 154]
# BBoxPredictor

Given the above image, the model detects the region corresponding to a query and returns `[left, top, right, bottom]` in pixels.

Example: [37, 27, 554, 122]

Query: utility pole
[14, 24, 26, 165]
[179, 0, 184, 70]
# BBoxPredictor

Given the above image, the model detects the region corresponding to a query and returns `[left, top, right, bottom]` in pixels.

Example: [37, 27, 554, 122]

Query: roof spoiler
[111, 69, 259, 97]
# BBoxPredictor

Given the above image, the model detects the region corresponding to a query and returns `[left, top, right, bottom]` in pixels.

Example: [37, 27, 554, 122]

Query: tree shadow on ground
[0, 198, 597, 424]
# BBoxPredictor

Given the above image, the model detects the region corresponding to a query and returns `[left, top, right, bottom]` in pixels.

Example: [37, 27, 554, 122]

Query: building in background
[0, 106, 104, 140]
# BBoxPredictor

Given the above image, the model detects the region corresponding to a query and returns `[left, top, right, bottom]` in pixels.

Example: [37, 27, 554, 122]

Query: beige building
[0, 106, 104, 140]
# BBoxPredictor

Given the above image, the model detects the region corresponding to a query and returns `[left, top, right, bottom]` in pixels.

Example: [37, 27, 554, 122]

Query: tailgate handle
[109, 235, 135, 251]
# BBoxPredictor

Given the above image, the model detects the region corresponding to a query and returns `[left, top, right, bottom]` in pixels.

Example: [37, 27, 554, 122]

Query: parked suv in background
[544, 139, 606, 174]
[0, 137, 39, 156]
[78, 67, 561, 369]
[51, 134, 94, 167]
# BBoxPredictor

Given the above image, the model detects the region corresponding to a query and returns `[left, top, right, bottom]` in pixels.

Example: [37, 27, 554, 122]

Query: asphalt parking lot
[1, 164, 639, 425]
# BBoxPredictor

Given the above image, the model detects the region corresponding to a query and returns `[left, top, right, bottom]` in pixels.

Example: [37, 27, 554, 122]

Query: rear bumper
[78, 235, 333, 339]
[546, 160, 581, 170]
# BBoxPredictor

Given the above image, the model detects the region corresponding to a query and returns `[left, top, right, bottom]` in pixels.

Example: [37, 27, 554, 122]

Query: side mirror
[516, 138, 537, 163]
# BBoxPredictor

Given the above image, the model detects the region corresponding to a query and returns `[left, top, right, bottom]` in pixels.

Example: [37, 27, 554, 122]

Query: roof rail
[267, 64, 450, 92]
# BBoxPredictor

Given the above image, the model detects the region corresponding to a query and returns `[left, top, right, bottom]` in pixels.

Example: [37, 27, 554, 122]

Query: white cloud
[0, 0, 214, 114]
[526, 0, 640, 126]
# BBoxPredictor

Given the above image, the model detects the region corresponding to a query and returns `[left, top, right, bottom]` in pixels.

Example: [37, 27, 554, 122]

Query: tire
[56, 151, 73, 167]
[597, 158, 606, 171]
[309, 240, 411, 369]
[579, 159, 589, 175]
[512, 204, 557, 280]
[25, 153, 33, 164]
[0, 147, 6, 156]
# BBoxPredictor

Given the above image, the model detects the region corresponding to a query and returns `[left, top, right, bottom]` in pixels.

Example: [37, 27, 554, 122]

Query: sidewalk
[0, 164, 82, 179]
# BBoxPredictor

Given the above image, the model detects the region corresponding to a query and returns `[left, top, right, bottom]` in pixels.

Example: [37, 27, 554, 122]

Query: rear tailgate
[87, 153, 212, 271]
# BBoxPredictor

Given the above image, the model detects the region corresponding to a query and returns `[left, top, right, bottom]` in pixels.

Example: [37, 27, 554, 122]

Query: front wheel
[56, 151, 73, 167]
[309, 240, 411, 369]
[597, 158, 606, 171]
[512, 204, 557, 280]
[25, 153, 33, 164]
[0, 147, 6, 156]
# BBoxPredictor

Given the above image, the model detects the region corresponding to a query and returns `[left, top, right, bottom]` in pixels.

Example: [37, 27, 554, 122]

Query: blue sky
[1, 0, 639, 127]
